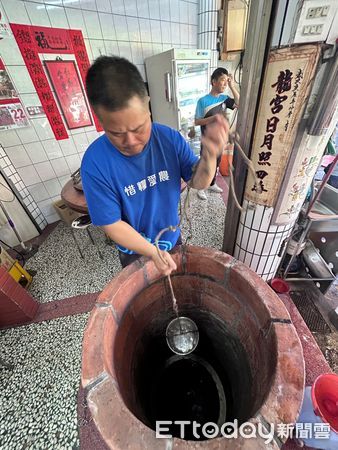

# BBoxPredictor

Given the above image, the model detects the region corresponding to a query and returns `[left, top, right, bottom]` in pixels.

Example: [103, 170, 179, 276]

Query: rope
[154, 226, 179, 316]
[154, 131, 260, 306]
[227, 132, 263, 212]
[154, 184, 194, 315]
[229, 165, 243, 211]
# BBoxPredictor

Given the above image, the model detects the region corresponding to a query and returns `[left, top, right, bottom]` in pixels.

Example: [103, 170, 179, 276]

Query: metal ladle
[166, 316, 199, 355]
[155, 226, 199, 356]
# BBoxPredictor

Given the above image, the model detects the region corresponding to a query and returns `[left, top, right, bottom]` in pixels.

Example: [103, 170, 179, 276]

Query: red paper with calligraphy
[44, 60, 92, 129]
[10, 23, 68, 140]
[69, 30, 102, 132]
[10, 24, 98, 138]
[31, 25, 73, 54]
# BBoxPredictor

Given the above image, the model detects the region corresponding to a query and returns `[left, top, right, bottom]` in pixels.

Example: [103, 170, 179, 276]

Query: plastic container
[296, 375, 338, 449]
[219, 153, 233, 176]
[312, 374, 338, 433]
[270, 278, 290, 294]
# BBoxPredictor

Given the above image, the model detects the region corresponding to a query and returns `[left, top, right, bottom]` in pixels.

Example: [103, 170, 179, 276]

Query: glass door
[174, 60, 210, 129]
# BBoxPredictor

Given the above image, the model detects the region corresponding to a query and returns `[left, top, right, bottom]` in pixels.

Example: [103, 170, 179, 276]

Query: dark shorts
[118, 235, 182, 269]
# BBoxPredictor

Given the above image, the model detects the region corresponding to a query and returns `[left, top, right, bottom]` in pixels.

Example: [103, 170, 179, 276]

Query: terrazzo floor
[0, 187, 226, 450]
[0, 313, 89, 450]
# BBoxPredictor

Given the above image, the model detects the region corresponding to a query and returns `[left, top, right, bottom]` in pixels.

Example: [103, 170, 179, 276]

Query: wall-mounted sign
[10, 24, 102, 139]
[244, 45, 321, 207]
[26, 105, 45, 116]
[31, 26, 73, 54]
[10, 24, 68, 140]
[0, 58, 29, 130]
[45, 60, 92, 129]
[69, 30, 102, 132]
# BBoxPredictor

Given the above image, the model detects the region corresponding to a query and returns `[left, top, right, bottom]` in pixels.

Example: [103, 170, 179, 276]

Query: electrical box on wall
[220, 0, 248, 60]
[292, 0, 338, 44]
[272, 0, 338, 46]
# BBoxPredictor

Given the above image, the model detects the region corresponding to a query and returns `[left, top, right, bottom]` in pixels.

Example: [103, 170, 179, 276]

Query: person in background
[81, 56, 229, 276]
[195, 68, 240, 200]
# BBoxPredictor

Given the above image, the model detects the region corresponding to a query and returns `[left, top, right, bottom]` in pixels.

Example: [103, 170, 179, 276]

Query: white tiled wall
[0, 0, 199, 225]
[234, 200, 295, 281]
[198, 0, 218, 71]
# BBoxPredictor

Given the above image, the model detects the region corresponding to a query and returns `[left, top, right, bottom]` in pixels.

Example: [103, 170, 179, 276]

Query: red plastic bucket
[219, 153, 233, 176]
[312, 373, 338, 433]
[270, 278, 290, 294]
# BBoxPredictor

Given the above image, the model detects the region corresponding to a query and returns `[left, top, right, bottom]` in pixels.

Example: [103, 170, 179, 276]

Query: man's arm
[195, 116, 214, 127]
[228, 75, 240, 106]
[103, 220, 177, 275]
[190, 115, 229, 190]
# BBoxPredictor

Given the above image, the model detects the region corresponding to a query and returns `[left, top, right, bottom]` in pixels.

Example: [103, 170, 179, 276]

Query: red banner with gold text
[69, 30, 102, 132]
[10, 23, 68, 140]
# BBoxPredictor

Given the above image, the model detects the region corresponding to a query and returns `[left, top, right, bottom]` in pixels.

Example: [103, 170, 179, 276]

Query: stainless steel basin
[309, 184, 338, 232]
[312, 184, 338, 215]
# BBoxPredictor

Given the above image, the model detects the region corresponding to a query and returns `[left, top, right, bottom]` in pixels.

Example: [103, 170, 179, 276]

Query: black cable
[234, 58, 241, 85]
[239, 51, 244, 88]
[0, 238, 25, 265]
[233, 51, 244, 89]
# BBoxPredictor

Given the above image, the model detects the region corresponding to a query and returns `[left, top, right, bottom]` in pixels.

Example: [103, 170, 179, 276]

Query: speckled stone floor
[0, 313, 89, 450]
[0, 186, 226, 450]
[25, 187, 226, 304]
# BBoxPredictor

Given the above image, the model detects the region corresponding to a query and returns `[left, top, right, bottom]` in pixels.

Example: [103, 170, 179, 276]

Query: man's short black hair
[86, 55, 147, 111]
[211, 67, 229, 83]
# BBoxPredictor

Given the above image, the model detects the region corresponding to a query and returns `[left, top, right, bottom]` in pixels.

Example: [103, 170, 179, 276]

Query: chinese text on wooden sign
[244, 45, 321, 207]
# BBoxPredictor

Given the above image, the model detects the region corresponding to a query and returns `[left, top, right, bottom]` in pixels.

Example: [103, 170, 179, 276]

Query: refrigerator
[145, 49, 211, 134]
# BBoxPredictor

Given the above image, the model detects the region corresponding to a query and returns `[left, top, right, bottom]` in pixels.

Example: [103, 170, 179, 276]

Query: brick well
[82, 246, 305, 449]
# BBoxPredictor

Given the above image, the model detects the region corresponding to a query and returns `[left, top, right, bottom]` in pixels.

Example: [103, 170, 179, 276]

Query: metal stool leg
[86, 227, 104, 260]
[70, 227, 85, 259]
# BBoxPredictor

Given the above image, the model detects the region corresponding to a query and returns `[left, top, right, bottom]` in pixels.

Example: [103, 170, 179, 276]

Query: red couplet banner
[10, 24, 103, 138]
[10, 23, 68, 140]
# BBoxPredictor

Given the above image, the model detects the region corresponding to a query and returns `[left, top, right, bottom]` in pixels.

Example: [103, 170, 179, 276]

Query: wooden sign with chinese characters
[244, 45, 321, 206]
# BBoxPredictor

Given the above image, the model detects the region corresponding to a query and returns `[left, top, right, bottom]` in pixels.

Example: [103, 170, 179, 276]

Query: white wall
[0, 0, 199, 226]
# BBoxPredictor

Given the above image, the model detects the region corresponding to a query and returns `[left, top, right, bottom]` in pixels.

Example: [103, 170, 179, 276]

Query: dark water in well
[132, 308, 253, 441]
[149, 355, 224, 440]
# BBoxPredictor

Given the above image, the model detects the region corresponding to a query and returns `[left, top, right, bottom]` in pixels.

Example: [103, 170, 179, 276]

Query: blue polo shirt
[81, 123, 198, 254]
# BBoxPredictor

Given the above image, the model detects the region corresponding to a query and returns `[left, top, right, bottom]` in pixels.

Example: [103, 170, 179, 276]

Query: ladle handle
[154, 226, 179, 316]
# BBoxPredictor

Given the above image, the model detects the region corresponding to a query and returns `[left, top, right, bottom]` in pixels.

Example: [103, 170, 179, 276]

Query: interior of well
[113, 274, 277, 440]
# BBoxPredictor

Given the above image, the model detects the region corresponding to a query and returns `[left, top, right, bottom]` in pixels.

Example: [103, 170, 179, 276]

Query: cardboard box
[53, 200, 83, 226]
[0, 247, 15, 271]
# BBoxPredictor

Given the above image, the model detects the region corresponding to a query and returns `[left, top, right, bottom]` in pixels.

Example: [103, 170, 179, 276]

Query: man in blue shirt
[195, 68, 239, 200]
[81, 56, 229, 276]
